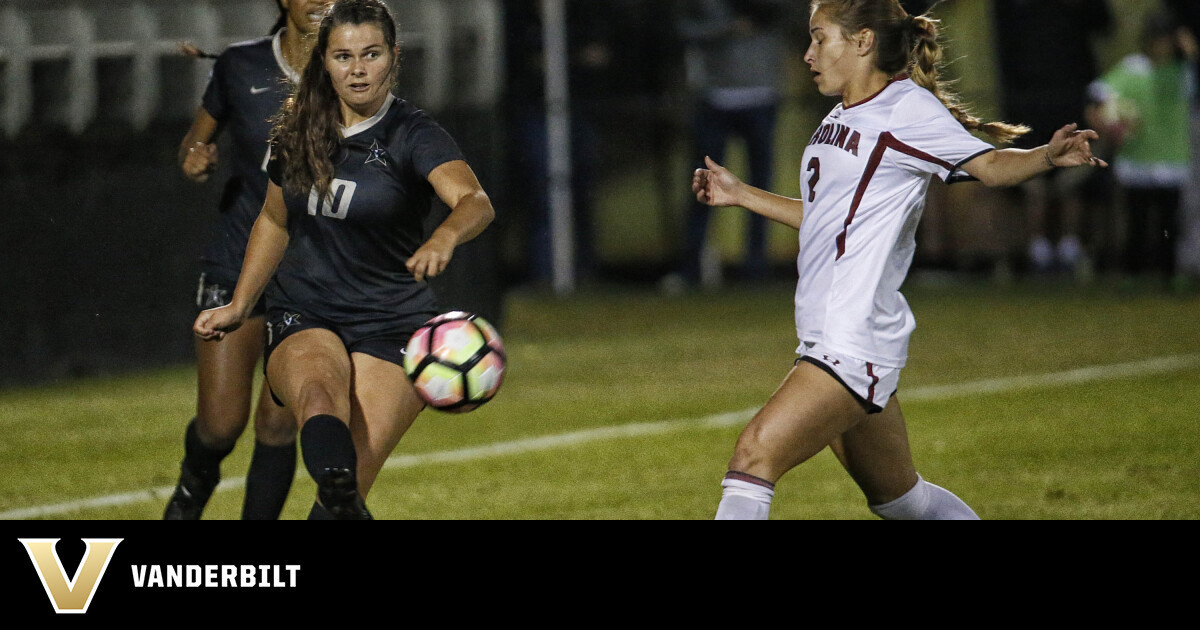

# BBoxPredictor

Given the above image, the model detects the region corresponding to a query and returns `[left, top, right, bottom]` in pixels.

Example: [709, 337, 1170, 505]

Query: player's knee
[191, 417, 242, 451]
[253, 404, 297, 445]
[293, 384, 345, 420]
[728, 427, 779, 479]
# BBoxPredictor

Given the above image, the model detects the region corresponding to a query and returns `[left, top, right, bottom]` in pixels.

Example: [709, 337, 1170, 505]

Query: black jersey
[199, 30, 299, 272]
[265, 94, 465, 323]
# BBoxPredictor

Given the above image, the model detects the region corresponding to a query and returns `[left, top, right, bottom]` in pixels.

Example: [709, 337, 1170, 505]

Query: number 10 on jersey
[307, 178, 357, 219]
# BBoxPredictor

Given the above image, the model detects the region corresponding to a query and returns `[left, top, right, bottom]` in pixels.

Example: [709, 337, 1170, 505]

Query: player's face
[282, 0, 331, 36]
[804, 9, 857, 97]
[324, 23, 396, 123]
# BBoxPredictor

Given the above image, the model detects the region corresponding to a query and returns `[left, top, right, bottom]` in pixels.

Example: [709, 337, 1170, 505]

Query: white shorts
[796, 341, 899, 414]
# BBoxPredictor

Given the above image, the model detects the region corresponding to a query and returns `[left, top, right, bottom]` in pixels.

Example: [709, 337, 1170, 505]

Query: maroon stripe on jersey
[836, 132, 954, 260]
[866, 363, 879, 406]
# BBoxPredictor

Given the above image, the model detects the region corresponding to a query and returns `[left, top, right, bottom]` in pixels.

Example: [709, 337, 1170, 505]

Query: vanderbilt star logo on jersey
[280, 312, 301, 330]
[364, 139, 389, 168]
[202, 284, 229, 308]
[270, 312, 302, 345]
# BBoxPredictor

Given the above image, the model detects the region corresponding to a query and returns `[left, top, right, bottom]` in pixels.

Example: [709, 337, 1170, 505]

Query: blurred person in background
[194, 0, 495, 519]
[666, 0, 791, 291]
[992, 0, 1112, 277]
[693, 0, 1107, 520]
[1166, 0, 1200, 285]
[502, 0, 614, 287]
[1086, 9, 1195, 292]
[165, 0, 329, 521]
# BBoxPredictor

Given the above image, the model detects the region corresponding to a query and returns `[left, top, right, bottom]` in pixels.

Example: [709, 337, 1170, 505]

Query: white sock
[715, 477, 775, 520]
[869, 475, 979, 520]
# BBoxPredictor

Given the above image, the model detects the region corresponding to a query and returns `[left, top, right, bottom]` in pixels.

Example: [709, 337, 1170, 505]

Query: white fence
[0, 0, 503, 136]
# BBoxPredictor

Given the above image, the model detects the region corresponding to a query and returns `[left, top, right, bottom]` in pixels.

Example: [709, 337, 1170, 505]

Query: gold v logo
[19, 538, 123, 614]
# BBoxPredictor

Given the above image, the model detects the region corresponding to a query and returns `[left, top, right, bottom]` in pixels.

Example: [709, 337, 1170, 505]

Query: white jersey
[795, 78, 994, 367]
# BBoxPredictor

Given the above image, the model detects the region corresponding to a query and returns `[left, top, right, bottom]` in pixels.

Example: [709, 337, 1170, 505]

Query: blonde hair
[812, 0, 1029, 143]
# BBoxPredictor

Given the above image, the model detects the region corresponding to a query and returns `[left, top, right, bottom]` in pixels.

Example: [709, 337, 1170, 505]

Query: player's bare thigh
[265, 327, 353, 424]
[728, 360, 868, 483]
[347, 352, 425, 496]
[194, 315, 265, 445]
[828, 395, 919, 505]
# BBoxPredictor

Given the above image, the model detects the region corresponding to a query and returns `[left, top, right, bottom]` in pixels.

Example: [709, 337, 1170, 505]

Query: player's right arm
[193, 182, 290, 341]
[693, 156, 804, 230]
[178, 108, 220, 183]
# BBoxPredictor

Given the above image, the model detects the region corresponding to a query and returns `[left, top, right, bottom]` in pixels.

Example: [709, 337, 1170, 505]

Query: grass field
[1, 276, 1197, 520]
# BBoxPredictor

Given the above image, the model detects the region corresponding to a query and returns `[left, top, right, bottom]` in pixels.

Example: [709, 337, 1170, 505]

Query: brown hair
[811, 0, 1029, 143]
[270, 0, 400, 198]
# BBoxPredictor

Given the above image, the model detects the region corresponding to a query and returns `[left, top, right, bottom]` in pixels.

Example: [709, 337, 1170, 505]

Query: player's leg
[833, 396, 978, 520]
[241, 379, 297, 520]
[716, 361, 866, 520]
[265, 327, 366, 520]
[164, 316, 264, 520]
[347, 352, 426, 498]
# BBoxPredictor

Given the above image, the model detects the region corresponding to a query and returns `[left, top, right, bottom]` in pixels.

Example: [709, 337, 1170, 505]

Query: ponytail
[813, 0, 1030, 144]
[906, 15, 1029, 143]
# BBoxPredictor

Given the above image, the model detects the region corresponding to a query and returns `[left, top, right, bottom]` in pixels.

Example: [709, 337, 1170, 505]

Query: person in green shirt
[1087, 10, 1194, 287]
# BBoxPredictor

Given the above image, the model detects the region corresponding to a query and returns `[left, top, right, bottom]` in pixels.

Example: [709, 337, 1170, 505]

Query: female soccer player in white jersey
[194, 0, 495, 519]
[165, 0, 330, 520]
[693, 0, 1108, 519]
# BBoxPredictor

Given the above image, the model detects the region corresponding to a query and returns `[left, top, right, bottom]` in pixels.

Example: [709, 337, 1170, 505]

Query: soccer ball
[403, 311, 506, 413]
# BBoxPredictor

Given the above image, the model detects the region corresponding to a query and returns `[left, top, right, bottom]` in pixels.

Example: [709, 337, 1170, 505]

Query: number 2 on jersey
[807, 157, 820, 203]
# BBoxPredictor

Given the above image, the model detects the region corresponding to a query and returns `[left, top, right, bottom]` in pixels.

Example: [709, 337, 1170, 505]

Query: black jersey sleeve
[406, 115, 466, 179]
[200, 53, 230, 121]
[266, 140, 284, 187]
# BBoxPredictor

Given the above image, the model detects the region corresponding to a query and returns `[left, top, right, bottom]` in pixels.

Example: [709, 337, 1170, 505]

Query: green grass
[1, 277, 1197, 520]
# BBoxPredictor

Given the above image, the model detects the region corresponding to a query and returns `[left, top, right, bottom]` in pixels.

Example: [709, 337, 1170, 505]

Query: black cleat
[163, 465, 218, 520]
[316, 467, 373, 520]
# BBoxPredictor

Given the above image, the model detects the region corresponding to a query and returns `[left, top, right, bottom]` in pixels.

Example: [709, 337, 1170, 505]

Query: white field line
[3, 353, 1198, 520]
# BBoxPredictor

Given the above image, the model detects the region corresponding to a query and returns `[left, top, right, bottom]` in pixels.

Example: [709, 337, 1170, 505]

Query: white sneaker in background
[1057, 234, 1083, 269]
[1029, 235, 1055, 272]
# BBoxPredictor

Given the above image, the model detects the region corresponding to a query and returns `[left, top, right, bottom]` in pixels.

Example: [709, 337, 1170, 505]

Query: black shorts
[195, 268, 266, 318]
[262, 305, 435, 404]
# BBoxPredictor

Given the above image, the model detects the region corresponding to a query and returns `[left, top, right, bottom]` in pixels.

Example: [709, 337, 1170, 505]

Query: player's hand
[193, 304, 245, 341]
[408, 232, 455, 282]
[692, 156, 744, 207]
[182, 142, 219, 182]
[1047, 123, 1108, 169]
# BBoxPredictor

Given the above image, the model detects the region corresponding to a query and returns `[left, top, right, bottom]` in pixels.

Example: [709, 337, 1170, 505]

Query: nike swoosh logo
[250, 86, 270, 95]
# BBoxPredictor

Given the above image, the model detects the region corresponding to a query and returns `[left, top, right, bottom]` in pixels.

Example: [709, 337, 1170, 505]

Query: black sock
[307, 501, 336, 520]
[299, 415, 357, 481]
[181, 418, 235, 482]
[241, 441, 297, 520]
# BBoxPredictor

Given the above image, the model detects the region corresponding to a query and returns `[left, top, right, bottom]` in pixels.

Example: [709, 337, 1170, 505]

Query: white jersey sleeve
[886, 89, 995, 183]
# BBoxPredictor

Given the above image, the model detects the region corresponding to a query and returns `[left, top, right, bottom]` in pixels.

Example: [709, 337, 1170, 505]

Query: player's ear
[855, 28, 876, 56]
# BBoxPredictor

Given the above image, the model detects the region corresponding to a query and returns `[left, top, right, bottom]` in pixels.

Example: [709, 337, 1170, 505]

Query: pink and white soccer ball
[403, 311, 506, 413]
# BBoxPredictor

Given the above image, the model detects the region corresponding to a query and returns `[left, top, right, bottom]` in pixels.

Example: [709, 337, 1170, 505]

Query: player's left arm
[408, 160, 496, 282]
[961, 123, 1108, 188]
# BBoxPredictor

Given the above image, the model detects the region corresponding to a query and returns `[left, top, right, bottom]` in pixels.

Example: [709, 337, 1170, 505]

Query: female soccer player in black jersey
[194, 0, 496, 519]
[165, 1, 331, 520]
